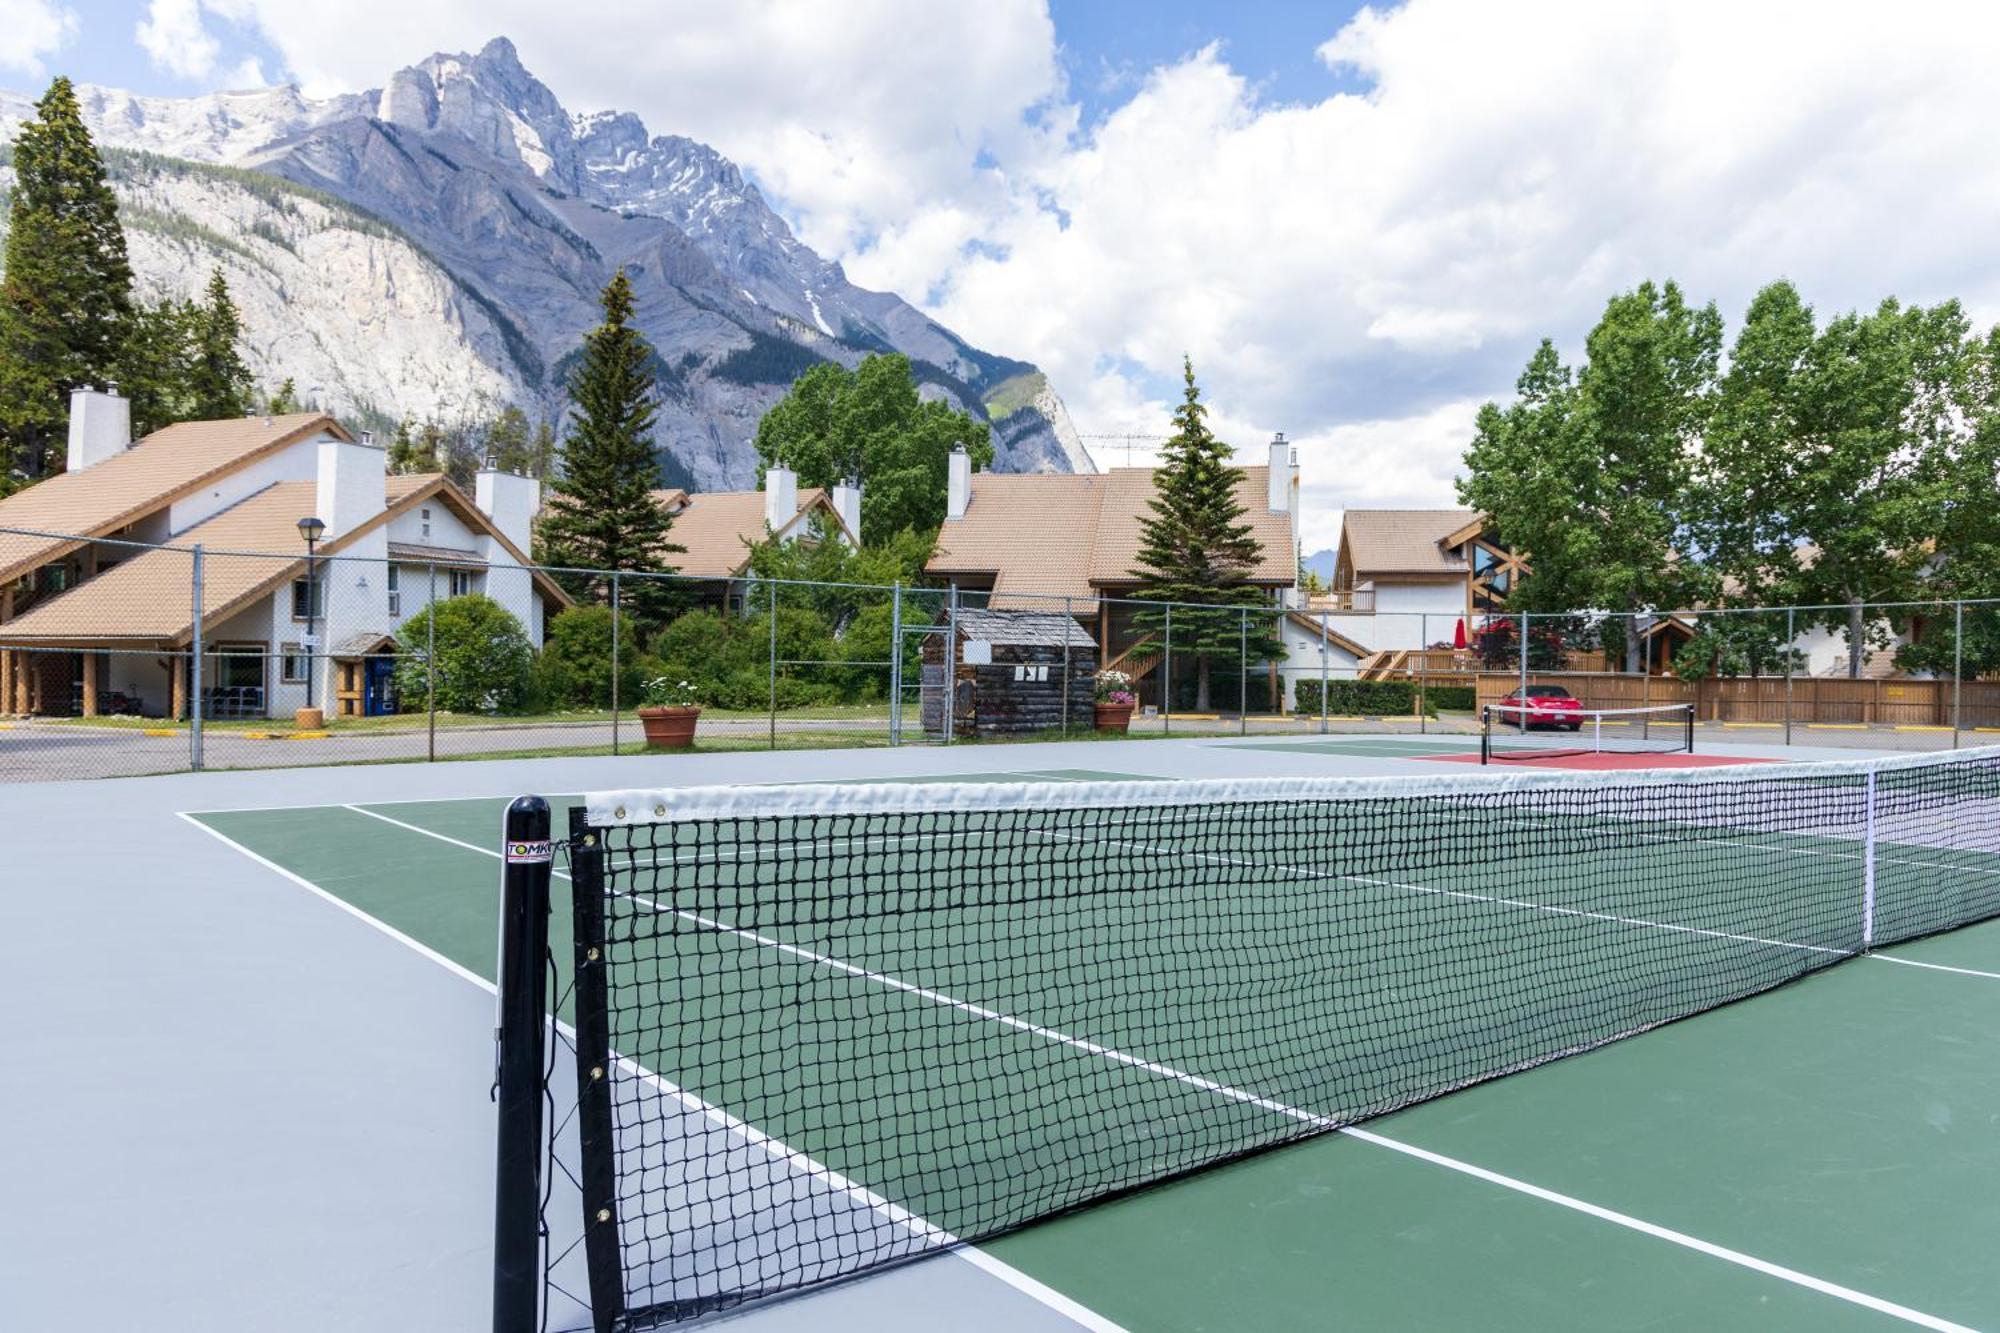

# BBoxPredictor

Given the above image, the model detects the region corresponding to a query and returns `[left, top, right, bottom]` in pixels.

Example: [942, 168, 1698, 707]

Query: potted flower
[636, 676, 701, 749]
[1094, 669, 1137, 732]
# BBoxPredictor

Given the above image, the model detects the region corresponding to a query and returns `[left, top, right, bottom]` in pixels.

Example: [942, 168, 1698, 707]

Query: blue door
[363, 655, 397, 716]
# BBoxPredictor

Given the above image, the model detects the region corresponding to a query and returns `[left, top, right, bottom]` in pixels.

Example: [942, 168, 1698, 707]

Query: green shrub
[1294, 679, 1436, 716]
[536, 605, 646, 709]
[651, 603, 844, 709]
[395, 594, 534, 714]
[1421, 685, 1477, 712]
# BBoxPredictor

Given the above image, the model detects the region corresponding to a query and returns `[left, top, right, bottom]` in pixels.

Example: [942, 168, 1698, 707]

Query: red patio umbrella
[1453, 618, 1468, 650]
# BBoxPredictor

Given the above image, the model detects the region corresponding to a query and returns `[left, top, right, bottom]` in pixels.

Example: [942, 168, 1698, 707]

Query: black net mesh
[1482, 702, 1695, 763]
[559, 752, 2000, 1329]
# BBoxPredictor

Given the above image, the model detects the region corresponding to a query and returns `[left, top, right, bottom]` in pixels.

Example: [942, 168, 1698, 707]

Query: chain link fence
[3, 522, 1996, 781]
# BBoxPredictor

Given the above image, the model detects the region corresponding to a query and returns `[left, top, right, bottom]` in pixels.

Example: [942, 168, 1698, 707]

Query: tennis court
[171, 744, 2000, 1332]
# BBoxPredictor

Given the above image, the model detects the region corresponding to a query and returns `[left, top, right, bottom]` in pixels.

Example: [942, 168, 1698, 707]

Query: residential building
[0, 388, 568, 720]
[927, 436, 1299, 706]
[652, 467, 859, 603]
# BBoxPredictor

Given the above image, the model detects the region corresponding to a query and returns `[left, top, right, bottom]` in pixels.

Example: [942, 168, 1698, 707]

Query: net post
[1479, 705, 1491, 764]
[1861, 769, 1878, 950]
[190, 545, 204, 771]
[1684, 701, 1694, 754]
[890, 582, 903, 745]
[492, 796, 552, 1333]
[610, 572, 622, 757]
[567, 805, 626, 1331]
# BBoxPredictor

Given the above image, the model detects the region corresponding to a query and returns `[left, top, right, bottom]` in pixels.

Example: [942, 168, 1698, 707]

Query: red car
[1496, 684, 1583, 731]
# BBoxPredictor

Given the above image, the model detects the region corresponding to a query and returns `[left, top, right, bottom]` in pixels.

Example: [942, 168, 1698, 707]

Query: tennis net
[1482, 701, 1695, 763]
[509, 749, 2000, 1330]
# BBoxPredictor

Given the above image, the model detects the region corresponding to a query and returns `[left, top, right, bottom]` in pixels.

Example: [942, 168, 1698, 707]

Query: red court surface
[1421, 750, 1772, 770]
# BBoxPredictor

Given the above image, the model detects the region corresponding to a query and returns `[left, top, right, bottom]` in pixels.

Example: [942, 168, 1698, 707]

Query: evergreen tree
[538, 270, 683, 614]
[1129, 358, 1284, 711]
[185, 269, 252, 419]
[265, 377, 303, 414]
[386, 419, 426, 473]
[484, 404, 548, 476]
[119, 297, 196, 438]
[0, 76, 135, 483]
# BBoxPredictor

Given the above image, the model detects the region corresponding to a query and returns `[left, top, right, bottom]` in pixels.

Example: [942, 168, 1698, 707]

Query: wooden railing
[1307, 588, 1376, 613]
[1103, 630, 1165, 682]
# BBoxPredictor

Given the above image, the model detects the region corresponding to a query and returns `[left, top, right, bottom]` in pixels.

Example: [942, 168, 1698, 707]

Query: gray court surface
[0, 731, 1902, 1331]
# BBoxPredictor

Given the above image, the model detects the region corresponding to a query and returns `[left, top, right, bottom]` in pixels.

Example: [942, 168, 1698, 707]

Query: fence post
[1953, 600, 1964, 750]
[426, 563, 438, 762]
[768, 578, 779, 751]
[491, 795, 552, 1333]
[1784, 605, 1795, 747]
[944, 587, 959, 745]
[1163, 604, 1172, 737]
[889, 582, 903, 746]
[1319, 611, 1330, 734]
[1062, 595, 1073, 740]
[610, 573, 621, 756]
[1418, 613, 1428, 734]
[190, 545, 204, 772]
[1239, 608, 1248, 735]
[1518, 609, 1529, 701]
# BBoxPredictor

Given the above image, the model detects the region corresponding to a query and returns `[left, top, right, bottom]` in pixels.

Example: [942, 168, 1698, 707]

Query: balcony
[1307, 587, 1376, 614]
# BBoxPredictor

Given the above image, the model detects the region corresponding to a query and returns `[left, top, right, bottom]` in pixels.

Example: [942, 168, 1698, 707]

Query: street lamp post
[297, 516, 326, 712]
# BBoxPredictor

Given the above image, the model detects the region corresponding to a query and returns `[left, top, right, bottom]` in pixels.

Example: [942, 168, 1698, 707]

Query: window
[387, 566, 401, 617]
[280, 643, 308, 683]
[420, 507, 432, 540]
[449, 569, 473, 598]
[290, 577, 325, 620]
[211, 644, 265, 691]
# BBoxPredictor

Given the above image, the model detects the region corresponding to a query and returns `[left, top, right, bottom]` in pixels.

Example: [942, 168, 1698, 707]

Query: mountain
[1302, 548, 1338, 585]
[0, 38, 1090, 489]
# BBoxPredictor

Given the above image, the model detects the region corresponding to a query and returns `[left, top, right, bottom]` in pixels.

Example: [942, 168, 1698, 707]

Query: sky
[6, 1, 2000, 554]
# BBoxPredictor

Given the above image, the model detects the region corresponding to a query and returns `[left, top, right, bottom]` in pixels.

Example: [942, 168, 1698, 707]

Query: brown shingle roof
[1339, 509, 1479, 578]
[927, 466, 1296, 608]
[651, 487, 848, 580]
[0, 413, 349, 585]
[5, 473, 569, 643]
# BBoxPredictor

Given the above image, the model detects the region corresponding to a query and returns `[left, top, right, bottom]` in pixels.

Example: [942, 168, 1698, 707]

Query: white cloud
[136, 0, 221, 80]
[0, 0, 77, 78]
[150, 1, 2000, 528]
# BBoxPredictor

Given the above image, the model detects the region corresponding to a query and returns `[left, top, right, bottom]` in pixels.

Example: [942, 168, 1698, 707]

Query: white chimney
[316, 433, 386, 541]
[947, 444, 971, 521]
[476, 466, 540, 553]
[830, 476, 862, 544]
[764, 465, 798, 534]
[66, 385, 132, 473]
[1268, 432, 1293, 513]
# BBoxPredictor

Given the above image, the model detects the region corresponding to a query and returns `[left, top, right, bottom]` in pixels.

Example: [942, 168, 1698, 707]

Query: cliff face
[1, 37, 1087, 486]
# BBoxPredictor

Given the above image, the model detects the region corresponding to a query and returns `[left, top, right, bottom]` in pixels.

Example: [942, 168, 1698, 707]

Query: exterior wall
[382, 501, 548, 648]
[1365, 578, 1467, 618]
[1277, 616, 1366, 682]
[165, 434, 324, 534]
[104, 650, 174, 716]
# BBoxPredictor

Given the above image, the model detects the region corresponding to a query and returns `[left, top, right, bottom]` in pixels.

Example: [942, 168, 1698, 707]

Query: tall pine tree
[537, 270, 683, 613]
[185, 269, 253, 419]
[1129, 358, 1283, 711]
[0, 76, 134, 484]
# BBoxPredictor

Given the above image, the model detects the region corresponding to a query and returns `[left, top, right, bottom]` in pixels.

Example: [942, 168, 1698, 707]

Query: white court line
[343, 806, 1974, 1330]
[1869, 954, 2000, 981]
[326, 804, 1127, 1332]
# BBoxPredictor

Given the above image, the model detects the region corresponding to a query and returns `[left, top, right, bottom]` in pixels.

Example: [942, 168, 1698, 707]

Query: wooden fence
[1470, 671, 2000, 729]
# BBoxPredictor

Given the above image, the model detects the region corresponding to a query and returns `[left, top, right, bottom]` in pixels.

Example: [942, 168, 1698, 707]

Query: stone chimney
[476, 465, 540, 553]
[1268, 432, 1294, 513]
[315, 433, 387, 541]
[764, 464, 798, 533]
[66, 385, 133, 474]
[946, 444, 971, 521]
[830, 477, 862, 543]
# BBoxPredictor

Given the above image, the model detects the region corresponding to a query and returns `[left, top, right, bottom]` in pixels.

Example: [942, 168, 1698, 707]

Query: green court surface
[187, 767, 2000, 1331]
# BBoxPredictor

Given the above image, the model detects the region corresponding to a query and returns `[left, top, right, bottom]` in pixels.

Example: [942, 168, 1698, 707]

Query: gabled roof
[1339, 509, 1479, 579]
[949, 609, 1098, 649]
[3, 472, 569, 643]
[650, 486, 850, 580]
[0, 412, 349, 585]
[927, 466, 1296, 607]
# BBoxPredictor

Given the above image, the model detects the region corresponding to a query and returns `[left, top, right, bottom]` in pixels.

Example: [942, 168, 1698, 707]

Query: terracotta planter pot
[1094, 702, 1135, 732]
[637, 705, 700, 749]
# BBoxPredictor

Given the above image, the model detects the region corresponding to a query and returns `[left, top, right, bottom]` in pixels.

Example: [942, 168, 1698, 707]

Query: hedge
[1295, 679, 1433, 716]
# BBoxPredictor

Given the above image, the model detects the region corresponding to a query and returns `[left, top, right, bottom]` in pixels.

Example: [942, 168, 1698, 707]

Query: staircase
[1103, 631, 1164, 682]
[1357, 649, 1409, 681]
